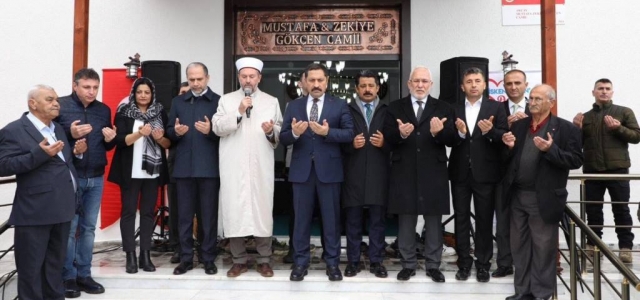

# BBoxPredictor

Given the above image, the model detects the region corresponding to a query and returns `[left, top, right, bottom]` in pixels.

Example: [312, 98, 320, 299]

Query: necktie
[512, 104, 519, 115]
[365, 103, 373, 126]
[416, 100, 424, 120]
[310, 98, 319, 122]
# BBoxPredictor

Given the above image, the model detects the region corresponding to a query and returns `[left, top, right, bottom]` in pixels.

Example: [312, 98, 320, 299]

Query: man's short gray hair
[532, 84, 556, 101]
[27, 84, 55, 101]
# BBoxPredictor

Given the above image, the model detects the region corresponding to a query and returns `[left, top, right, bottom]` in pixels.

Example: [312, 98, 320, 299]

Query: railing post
[569, 221, 577, 300]
[593, 246, 601, 300]
[580, 178, 587, 274]
[621, 278, 630, 300]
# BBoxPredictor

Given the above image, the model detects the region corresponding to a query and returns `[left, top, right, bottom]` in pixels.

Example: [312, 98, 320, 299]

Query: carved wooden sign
[236, 8, 400, 55]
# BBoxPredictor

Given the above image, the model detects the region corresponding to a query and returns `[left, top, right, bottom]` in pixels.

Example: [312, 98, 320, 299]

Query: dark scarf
[117, 77, 164, 176]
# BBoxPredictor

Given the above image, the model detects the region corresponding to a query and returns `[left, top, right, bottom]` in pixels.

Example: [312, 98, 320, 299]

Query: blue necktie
[365, 103, 373, 126]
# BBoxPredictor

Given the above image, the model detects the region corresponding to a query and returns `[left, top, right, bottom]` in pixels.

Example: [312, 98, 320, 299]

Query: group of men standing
[1, 55, 638, 300]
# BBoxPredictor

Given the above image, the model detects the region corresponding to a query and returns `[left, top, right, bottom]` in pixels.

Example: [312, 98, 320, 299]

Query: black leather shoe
[326, 265, 343, 281]
[369, 262, 388, 278]
[533, 298, 549, 300]
[203, 261, 218, 275]
[139, 250, 156, 272]
[170, 252, 181, 264]
[64, 279, 81, 298]
[173, 261, 194, 275]
[505, 293, 533, 300]
[125, 251, 138, 274]
[426, 268, 445, 282]
[344, 262, 360, 277]
[396, 268, 416, 281]
[455, 267, 470, 281]
[76, 276, 105, 294]
[477, 268, 490, 282]
[290, 265, 308, 281]
[492, 266, 514, 278]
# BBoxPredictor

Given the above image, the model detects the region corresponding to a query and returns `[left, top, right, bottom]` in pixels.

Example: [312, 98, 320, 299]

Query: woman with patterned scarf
[107, 77, 171, 273]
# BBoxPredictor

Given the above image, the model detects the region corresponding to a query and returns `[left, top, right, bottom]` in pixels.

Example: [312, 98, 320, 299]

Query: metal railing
[559, 174, 640, 300]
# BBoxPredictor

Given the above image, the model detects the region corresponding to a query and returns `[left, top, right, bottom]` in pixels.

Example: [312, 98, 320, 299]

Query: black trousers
[168, 180, 203, 254]
[15, 221, 71, 300]
[344, 205, 386, 263]
[510, 189, 557, 299]
[495, 182, 513, 268]
[451, 175, 495, 270]
[176, 178, 219, 263]
[585, 168, 634, 249]
[119, 178, 158, 252]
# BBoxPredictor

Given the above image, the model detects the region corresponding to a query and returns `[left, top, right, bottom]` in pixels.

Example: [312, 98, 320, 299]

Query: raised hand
[477, 115, 494, 134]
[430, 117, 447, 135]
[455, 118, 467, 135]
[572, 113, 584, 129]
[102, 125, 116, 142]
[502, 132, 516, 149]
[291, 118, 309, 136]
[70, 120, 92, 139]
[370, 130, 384, 148]
[239, 96, 253, 115]
[151, 128, 165, 140]
[39, 138, 64, 157]
[604, 115, 621, 130]
[396, 119, 414, 138]
[139, 124, 152, 136]
[533, 132, 554, 152]
[262, 120, 275, 135]
[309, 119, 330, 136]
[73, 138, 87, 155]
[174, 118, 189, 136]
[353, 133, 365, 149]
[194, 116, 211, 135]
[507, 112, 528, 128]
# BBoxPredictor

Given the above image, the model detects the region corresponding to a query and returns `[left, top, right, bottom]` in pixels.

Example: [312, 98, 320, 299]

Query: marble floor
[1, 237, 640, 300]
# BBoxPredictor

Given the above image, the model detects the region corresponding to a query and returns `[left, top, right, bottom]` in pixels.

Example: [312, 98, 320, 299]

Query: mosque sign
[236, 8, 400, 55]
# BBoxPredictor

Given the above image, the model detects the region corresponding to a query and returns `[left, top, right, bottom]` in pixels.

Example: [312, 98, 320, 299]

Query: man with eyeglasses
[501, 84, 582, 300]
[573, 78, 640, 263]
[449, 67, 508, 282]
[342, 70, 390, 278]
[383, 66, 456, 282]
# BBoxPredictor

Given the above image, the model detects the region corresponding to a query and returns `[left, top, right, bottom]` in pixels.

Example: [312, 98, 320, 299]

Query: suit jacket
[280, 94, 354, 183]
[166, 88, 221, 178]
[107, 110, 170, 189]
[0, 114, 78, 226]
[501, 115, 583, 224]
[449, 99, 508, 184]
[383, 95, 456, 215]
[341, 100, 390, 208]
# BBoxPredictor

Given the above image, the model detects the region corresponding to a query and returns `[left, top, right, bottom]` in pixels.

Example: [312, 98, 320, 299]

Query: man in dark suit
[166, 62, 221, 275]
[0, 85, 86, 300]
[342, 70, 390, 278]
[280, 63, 354, 282]
[449, 68, 508, 282]
[383, 66, 456, 282]
[502, 84, 583, 300]
[494, 69, 530, 278]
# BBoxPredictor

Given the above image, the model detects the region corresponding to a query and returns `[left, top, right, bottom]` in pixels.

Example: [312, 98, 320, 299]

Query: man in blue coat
[166, 62, 221, 276]
[0, 85, 86, 300]
[280, 63, 354, 281]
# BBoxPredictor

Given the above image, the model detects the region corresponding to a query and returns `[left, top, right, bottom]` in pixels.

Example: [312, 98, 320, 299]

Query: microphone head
[243, 87, 253, 97]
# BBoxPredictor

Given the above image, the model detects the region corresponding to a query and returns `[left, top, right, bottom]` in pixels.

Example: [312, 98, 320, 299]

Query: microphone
[243, 87, 253, 118]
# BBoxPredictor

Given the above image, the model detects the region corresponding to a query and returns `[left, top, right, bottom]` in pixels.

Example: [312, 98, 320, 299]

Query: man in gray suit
[0, 85, 86, 300]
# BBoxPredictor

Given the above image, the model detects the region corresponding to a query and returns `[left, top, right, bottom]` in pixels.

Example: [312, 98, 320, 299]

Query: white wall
[1, 0, 640, 248]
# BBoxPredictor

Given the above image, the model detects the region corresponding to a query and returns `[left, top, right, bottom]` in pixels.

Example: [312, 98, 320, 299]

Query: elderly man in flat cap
[212, 57, 283, 278]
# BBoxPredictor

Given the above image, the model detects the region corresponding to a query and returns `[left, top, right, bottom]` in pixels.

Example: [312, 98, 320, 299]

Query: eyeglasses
[411, 79, 432, 85]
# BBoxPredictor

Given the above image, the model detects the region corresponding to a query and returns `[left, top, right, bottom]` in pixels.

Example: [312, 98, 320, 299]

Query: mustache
[312, 88, 322, 91]
[363, 93, 374, 96]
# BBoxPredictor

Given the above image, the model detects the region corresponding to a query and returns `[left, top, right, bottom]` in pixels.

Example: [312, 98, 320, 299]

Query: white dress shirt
[411, 95, 428, 117]
[508, 99, 526, 115]
[460, 97, 483, 137]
